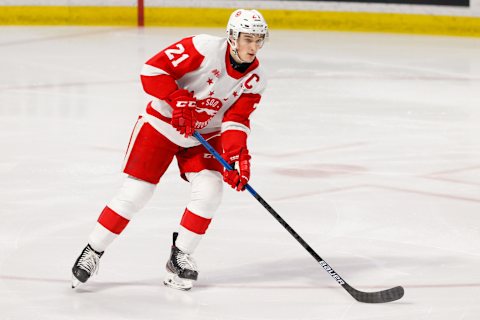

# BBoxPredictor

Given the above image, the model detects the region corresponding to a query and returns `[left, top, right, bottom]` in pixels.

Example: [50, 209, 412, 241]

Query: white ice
[0, 26, 479, 320]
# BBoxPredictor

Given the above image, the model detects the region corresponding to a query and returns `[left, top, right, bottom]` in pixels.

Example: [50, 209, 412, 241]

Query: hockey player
[71, 9, 269, 291]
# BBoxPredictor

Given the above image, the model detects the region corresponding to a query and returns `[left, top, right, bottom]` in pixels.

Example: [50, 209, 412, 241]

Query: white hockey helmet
[226, 9, 269, 47]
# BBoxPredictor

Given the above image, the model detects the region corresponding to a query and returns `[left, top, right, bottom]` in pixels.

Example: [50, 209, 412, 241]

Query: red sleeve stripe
[222, 93, 261, 129]
[140, 74, 178, 99]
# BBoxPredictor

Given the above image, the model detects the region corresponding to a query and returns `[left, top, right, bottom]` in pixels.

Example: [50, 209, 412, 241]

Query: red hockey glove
[222, 148, 251, 191]
[167, 89, 197, 137]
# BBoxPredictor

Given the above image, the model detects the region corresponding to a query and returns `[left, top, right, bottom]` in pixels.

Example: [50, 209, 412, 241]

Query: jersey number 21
[165, 44, 189, 67]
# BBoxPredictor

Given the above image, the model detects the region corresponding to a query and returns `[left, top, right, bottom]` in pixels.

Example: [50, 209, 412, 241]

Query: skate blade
[71, 275, 82, 289]
[163, 271, 193, 291]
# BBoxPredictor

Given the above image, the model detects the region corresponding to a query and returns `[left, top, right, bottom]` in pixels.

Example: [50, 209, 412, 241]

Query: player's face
[235, 33, 265, 63]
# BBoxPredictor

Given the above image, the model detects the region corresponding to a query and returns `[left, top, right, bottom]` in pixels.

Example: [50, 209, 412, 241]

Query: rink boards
[1, 0, 480, 37]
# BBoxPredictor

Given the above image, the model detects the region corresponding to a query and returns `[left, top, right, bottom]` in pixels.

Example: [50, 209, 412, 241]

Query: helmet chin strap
[229, 38, 246, 64]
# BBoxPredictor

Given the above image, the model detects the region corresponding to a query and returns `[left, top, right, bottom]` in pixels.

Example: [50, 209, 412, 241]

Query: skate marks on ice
[0, 27, 130, 48]
[253, 141, 369, 159]
[421, 165, 480, 188]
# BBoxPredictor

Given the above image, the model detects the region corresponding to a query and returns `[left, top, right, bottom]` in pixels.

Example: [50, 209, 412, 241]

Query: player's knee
[187, 170, 223, 216]
[108, 176, 155, 218]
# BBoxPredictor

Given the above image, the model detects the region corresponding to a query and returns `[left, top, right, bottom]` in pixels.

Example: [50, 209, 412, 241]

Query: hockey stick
[193, 131, 404, 303]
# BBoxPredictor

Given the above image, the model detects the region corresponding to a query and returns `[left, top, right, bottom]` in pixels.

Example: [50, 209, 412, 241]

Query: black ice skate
[164, 232, 198, 291]
[71, 244, 104, 288]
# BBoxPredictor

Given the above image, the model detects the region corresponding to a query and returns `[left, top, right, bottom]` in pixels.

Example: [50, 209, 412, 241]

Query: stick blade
[345, 284, 404, 303]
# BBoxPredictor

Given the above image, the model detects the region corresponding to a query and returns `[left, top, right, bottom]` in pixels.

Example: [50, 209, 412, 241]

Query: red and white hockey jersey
[140, 34, 267, 148]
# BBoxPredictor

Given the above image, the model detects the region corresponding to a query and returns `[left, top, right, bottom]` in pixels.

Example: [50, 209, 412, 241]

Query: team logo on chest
[195, 97, 223, 129]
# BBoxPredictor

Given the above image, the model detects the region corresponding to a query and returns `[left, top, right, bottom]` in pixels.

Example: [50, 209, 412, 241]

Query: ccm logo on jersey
[176, 101, 197, 108]
[244, 74, 260, 90]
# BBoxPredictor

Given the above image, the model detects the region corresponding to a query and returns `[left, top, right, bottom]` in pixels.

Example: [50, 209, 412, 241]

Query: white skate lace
[176, 250, 197, 272]
[78, 247, 101, 275]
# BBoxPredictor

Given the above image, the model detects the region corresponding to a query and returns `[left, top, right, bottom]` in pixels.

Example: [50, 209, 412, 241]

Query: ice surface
[0, 26, 479, 319]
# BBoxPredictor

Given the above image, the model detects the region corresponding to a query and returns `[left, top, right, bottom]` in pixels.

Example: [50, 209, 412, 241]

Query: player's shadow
[194, 255, 405, 290]
[71, 278, 162, 293]
[62, 255, 402, 293]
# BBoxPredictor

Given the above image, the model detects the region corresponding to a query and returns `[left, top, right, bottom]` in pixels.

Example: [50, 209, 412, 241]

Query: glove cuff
[166, 89, 192, 109]
[222, 130, 247, 153]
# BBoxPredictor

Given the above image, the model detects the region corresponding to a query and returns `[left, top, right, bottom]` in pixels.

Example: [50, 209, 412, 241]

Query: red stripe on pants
[98, 206, 130, 234]
[180, 209, 212, 235]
